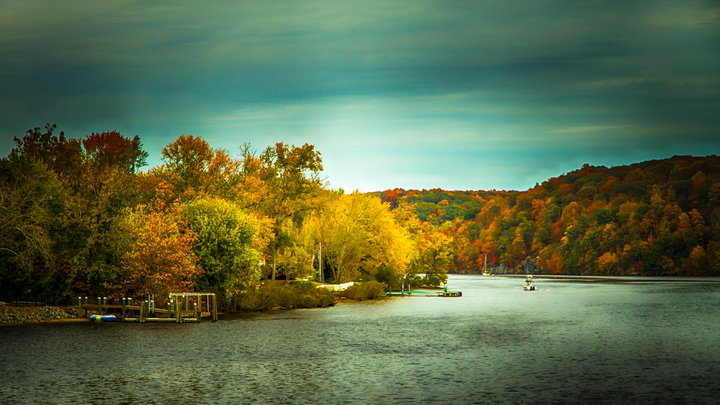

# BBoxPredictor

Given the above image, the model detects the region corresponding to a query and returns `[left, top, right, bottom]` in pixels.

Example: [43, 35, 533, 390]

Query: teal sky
[1, 0, 719, 191]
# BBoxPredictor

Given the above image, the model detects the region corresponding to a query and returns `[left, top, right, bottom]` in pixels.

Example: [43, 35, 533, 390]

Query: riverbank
[0, 282, 387, 325]
[0, 302, 85, 325]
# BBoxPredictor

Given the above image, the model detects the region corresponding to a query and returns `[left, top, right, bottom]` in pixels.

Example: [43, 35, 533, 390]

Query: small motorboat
[523, 275, 537, 291]
[90, 314, 117, 322]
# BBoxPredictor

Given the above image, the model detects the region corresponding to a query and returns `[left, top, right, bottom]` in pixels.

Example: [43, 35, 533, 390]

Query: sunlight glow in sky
[1, 0, 719, 191]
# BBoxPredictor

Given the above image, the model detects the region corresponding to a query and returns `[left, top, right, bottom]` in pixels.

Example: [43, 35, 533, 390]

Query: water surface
[1, 275, 719, 404]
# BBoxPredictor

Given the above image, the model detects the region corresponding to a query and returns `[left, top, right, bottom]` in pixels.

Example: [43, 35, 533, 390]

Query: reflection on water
[2, 275, 720, 404]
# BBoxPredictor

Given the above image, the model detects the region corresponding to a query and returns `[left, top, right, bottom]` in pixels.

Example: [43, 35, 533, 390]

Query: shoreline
[0, 303, 85, 326]
[0, 296, 357, 326]
[452, 273, 720, 282]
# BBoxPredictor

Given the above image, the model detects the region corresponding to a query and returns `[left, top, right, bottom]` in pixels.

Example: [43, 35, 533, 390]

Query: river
[1, 275, 719, 404]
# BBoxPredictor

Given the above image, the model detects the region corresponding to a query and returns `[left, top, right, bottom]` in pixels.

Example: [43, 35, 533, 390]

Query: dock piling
[175, 299, 182, 323]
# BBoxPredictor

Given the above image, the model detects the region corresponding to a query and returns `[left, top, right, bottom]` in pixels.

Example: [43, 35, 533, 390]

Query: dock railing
[78, 293, 218, 323]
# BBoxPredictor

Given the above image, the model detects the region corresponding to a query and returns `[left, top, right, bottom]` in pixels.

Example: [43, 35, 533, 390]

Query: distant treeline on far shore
[378, 155, 720, 277]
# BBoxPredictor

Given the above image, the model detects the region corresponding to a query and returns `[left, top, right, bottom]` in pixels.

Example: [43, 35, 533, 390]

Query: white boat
[523, 275, 536, 291]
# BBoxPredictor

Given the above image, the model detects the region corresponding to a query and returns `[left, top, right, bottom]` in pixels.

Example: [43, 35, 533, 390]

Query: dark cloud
[1, 0, 718, 190]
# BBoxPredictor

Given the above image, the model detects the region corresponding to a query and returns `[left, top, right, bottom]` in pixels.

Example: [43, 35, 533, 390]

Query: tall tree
[67, 131, 149, 296]
[304, 193, 412, 283]
[157, 135, 242, 202]
[0, 156, 63, 301]
[82, 131, 147, 173]
[182, 198, 271, 305]
[243, 142, 324, 279]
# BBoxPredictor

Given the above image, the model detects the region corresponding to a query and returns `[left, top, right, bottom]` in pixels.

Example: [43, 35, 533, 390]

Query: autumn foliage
[2, 124, 718, 309]
[118, 207, 200, 298]
[1, 125, 441, 308]
[381, 157, 720, 276]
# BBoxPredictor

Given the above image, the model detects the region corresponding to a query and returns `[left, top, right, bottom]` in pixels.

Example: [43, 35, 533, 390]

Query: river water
[1, 275, 719, 404]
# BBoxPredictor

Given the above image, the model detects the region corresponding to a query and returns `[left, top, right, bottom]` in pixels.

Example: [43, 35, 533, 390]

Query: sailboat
[482, 254, 491, 276]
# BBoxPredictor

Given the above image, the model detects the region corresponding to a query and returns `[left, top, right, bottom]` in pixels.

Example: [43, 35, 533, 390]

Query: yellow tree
[304, 193, 413, 283]
[276, 219, 316, 280]
[409, 221, 454, 285]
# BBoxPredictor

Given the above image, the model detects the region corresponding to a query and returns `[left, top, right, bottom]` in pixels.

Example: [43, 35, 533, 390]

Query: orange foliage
[120, 208, 200, 299]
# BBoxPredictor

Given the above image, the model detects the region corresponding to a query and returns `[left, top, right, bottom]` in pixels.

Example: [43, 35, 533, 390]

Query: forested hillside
[380, 156, 720, 276]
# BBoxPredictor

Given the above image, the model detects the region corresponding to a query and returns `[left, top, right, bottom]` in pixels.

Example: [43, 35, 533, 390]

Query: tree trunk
[272, 247, 277, 280]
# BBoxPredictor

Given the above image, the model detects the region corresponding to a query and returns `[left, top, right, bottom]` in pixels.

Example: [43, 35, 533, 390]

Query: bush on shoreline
[341, 281, 386, 301]
[237, 281, 336, 311]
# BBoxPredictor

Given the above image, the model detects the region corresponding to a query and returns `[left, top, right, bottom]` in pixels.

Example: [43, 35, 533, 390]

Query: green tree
[66, 131, 149, 297]
[183, 198, 270, 305]
[0, 157, 63, 301]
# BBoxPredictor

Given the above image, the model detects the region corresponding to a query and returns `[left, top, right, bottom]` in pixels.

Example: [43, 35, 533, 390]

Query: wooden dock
[385, 290, 462, 297]
[78, 293, 219, 323]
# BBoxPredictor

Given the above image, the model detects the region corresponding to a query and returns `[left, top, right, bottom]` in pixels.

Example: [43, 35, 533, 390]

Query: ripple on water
[1, 276, 720, 404]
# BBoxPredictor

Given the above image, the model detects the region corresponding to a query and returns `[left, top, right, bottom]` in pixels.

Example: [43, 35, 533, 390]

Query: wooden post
[175, 299, 182, 323]
[212, 294, 218, 322]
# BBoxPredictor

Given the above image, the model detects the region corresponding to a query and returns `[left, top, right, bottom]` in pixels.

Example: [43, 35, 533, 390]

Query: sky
[1, 0, 719, 192]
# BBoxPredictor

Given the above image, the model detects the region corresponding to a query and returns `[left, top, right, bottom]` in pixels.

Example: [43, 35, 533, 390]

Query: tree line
[0, 125, 452, 306]
[380, 155, 720, 276]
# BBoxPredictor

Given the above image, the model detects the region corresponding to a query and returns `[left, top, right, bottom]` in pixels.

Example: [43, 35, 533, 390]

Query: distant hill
[378, 155, 720, 276]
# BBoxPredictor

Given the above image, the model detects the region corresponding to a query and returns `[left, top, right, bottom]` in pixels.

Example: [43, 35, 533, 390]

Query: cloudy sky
[1, 0, 718, 191]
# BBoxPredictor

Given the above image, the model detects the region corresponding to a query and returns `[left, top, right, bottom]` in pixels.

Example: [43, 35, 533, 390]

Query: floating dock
[385, 290, 462, 297]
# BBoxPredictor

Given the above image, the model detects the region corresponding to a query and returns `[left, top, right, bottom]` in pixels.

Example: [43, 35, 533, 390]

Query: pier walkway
[78, 293, 219, 323]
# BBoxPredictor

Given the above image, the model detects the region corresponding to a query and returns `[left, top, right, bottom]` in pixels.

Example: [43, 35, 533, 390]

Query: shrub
[419, 273, 446, 288]
[341, 281, 386, 301]
[375, 266, 401, 290]
[236, 281, 335, 312]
